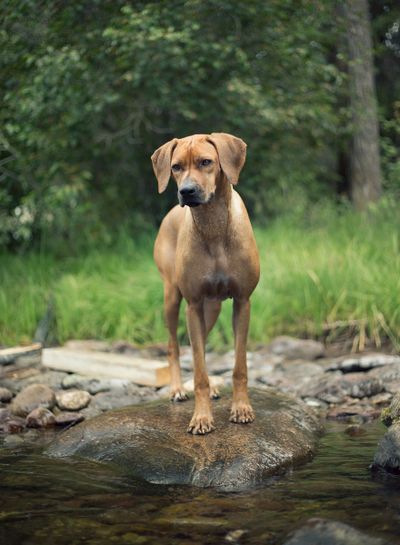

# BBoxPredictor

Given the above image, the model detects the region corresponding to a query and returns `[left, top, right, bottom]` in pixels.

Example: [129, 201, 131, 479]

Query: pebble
[26, 407, 56, 428]
[3, 435, 25, 448]
[56, 390, 91, 411]
[55, 411, 85, 427]
[10, 384, 56, 417]
[2, 416, 26, 433]
[0, 387, 13, 403]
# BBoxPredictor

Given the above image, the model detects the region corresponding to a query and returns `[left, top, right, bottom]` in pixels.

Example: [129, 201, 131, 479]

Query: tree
[343, 0, 382, 210]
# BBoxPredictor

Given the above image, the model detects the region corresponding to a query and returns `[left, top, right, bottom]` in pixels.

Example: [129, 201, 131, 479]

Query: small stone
[0, 387, 13, 403]
[56, 390, 91, 411]
[225, 529, 247, 542]
[345, 424, 366, 437]
[0, 408, 11, 422]
[10, 383, 56, 417]
[26, 407, 56, 428]
[370, 392, 392, 406]
[3, 435, 25, 448]
[2, 416, 26, 433]
[55, 411, 85, 426]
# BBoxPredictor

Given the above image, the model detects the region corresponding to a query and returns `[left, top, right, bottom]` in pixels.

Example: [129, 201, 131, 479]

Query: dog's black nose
[179, 184, 197, 197]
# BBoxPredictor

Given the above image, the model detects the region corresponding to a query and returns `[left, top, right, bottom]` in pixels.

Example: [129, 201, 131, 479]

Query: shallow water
[1, 421, 400, 545]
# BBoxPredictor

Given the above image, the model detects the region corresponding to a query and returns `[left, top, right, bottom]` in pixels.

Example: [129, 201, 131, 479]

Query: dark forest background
[1, 0, 399, 254]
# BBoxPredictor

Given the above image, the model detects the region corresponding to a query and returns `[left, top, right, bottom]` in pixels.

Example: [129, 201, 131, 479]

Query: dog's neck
[190, 173, 232, 241]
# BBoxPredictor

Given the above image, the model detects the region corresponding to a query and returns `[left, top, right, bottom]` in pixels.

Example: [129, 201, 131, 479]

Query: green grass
[1, 201, 399, 350]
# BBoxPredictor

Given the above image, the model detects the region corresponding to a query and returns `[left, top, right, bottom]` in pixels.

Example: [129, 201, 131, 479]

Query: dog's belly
[203, 272, 234, 300]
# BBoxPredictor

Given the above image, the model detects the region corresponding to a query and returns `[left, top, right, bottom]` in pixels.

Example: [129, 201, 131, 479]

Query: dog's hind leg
[203, 299, 222, 399]
[164, 282, 187, 401]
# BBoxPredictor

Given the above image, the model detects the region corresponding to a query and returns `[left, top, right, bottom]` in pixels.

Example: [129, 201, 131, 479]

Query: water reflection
[1, 422, 400, 545]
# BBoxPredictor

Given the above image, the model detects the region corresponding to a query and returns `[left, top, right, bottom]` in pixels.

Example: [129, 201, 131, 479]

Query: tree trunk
[344, 0, 382, 210]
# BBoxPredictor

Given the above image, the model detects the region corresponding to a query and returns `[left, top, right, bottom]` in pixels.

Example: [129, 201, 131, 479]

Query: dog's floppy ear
[207, 133, 247, 185]
[151, 138, 178, 193]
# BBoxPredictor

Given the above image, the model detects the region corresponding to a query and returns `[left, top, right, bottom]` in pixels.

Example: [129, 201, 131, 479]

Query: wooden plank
[0, 343, 42, 366]
[42, 348, 170, 387]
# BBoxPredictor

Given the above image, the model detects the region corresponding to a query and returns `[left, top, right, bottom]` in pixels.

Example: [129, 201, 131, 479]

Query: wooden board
[42, 348, 170, 387]
[0, 343, 42, 366]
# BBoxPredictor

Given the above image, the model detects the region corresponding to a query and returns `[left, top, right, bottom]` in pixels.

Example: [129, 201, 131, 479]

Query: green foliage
[1, 202, 399, 349]
[1, 0, 347, 250]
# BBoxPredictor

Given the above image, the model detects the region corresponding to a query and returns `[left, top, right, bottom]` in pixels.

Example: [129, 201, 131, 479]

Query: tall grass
[1, 201, 399, 350]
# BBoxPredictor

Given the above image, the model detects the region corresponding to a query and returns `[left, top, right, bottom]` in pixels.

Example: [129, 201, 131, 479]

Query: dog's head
[151, 133, 247, 207]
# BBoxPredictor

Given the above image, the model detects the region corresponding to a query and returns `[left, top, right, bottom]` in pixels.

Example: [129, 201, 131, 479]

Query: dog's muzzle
[178, 182, 204, 207]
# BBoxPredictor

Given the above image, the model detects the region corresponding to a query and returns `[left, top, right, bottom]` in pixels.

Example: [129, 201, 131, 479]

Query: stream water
[1, 421, 400, 545]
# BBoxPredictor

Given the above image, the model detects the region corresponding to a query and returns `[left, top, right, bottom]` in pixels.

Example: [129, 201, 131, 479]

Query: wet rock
[26, 407, 56, 428]
[267, 336, 325, 360]
[0, 387, 13, 403]
[10, 383, 56, 417]
[61, 374, 131, 394]
[1, 415, 26, 433]
[56, 390, 91, 411]
[90, 392, 139, 411]
[372, 421, 400, 474]
[381, 393, 400, 427]
[371, 392, 392, 406]
[345, 424, 366, 437]
[0, 408, 10, 422]
[47, 388, 322, 490]
[327, 353, 400, 373]
[327, 404, 380, 422]
[283, 518, 385, 545]
[55, 411, 85, 427]
[3, 435, 25, 448]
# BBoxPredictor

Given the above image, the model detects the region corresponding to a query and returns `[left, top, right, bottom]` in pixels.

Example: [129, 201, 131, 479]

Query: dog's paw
[170, 388, 188, 402]
[210, 386, 220, 400]
[187, 413, 215, 435]
[229, 402, 255, 424]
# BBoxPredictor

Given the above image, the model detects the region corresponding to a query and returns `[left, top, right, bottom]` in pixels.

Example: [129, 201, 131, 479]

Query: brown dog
[152, 133, 260, 435]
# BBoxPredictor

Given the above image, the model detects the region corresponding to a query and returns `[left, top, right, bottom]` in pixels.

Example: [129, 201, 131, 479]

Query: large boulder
[47, 388, 322, 490]
[372, 421, 400, 474]
[372, 394, 400, 473]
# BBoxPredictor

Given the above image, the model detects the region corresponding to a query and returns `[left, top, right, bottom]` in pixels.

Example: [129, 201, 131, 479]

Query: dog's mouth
[178, 192, 214, 208]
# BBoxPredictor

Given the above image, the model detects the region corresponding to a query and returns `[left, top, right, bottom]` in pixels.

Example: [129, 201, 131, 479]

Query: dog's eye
[171, 164, 181, 172]
[200, 159, 212, 167]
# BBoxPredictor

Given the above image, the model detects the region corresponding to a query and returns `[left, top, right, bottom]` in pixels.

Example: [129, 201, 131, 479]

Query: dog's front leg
[230, 298, 255, 424]
[186, 301, 215, 435]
